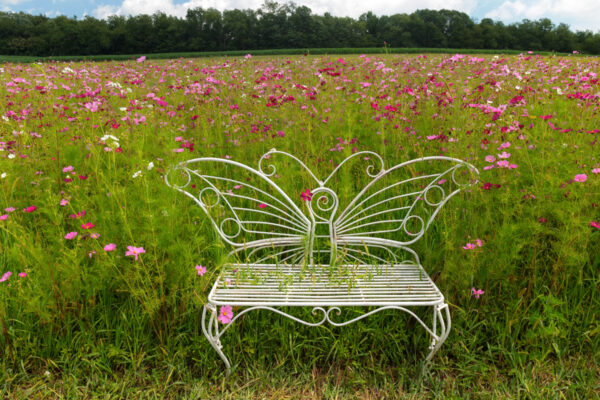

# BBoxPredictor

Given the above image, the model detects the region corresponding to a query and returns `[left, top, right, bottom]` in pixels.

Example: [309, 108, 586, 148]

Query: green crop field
[0, 47, 578, 64]
[0, 53, 599, 398]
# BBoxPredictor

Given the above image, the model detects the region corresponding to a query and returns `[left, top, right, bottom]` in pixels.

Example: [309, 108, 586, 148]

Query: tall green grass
[0, 53, 599, 398]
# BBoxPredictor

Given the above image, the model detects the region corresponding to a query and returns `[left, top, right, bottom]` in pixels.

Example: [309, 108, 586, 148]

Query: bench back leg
[202, 304, 232, 376]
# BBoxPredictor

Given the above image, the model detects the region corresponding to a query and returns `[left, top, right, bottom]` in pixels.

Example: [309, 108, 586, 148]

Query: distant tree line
[1, 1, 599, 56]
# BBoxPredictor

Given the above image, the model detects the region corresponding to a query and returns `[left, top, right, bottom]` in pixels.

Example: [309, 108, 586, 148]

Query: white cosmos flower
[147, 161, 154, 171]
[132, 170, 142, 178]
[100, 134, 119, 142]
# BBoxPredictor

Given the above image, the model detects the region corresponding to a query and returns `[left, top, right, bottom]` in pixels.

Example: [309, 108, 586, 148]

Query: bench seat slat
[208, 263, 444, 306]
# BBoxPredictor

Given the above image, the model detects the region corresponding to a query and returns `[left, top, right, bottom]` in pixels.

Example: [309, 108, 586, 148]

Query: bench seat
[208, 263, 444, 307]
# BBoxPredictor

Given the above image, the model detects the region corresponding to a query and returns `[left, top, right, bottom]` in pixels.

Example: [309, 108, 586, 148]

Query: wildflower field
[1, 53, 599, 398]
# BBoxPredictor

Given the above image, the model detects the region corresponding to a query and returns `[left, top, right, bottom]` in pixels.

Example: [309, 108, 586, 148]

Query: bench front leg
[201, 303, 232, 375]
[422, 302, 451, 374]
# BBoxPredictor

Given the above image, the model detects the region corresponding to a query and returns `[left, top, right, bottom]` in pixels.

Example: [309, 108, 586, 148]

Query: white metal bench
[166, 149, 478, 375]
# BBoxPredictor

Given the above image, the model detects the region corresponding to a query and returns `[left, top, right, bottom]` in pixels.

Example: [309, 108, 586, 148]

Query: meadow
[0, 52, 599, 398]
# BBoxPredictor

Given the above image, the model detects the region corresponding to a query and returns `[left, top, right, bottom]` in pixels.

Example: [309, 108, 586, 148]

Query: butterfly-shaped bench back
[165, 149, 479, 266]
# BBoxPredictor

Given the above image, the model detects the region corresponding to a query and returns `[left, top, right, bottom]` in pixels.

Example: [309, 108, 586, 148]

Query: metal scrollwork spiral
[308, 187, 339, 221]
[402, 215, 425, 237]
[165, 165, 191, 190]
[423, 185, 446, 206]
[198, 187, 221, 208]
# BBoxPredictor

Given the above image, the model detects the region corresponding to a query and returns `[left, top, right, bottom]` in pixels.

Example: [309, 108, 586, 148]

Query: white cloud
[485, 0, 600, 31]
[93, 0, 478, 20]
[93, 3, 119, 19]
[0, 0, 29, 6]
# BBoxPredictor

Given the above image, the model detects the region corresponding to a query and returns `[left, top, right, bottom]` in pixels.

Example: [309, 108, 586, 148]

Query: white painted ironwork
[166, 149, 478, 375]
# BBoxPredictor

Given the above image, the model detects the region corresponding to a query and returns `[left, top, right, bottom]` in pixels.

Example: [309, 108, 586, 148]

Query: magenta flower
[472, 288, 484, 299]
[104, 243, 117, 252]
[65, 231, 78, 240]
[300, 189, 313, 202]
[258, 203, 267, 209]
[81, 222, 95, 229]
[0, 271, 11, 283]
[23, 206, 37, 213]
[218, 305, 233, 324]
[195, 264, 207, 276]
[591, 221, 600, 230]
[574, 174, 587, 182]
[125, 246, 145, 260]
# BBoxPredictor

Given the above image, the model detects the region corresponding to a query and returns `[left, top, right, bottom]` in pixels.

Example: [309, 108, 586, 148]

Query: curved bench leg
[201, 303, 232, 376]
[422, 303, 451, 374]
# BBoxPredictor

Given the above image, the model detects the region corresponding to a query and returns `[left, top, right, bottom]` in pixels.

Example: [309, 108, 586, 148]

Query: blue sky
[1, 0, 599, 32]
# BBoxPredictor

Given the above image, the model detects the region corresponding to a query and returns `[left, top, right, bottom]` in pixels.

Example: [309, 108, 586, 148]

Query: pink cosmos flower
[60, 198, 69, 206]
[90, 233, 100, 239]
[574, 174, 587, 182]
[590, 221, 600, 230]
[539, 115, 553, 120]
[474, 239, 483, 247]
[137, 55, 146, 63]
[218, 305, 233, 324]
[472, 288, 484, 299]
[125, 246, 145, 260]
[301, 189, 313, 202]
[498, 151, 511, 159]
[81, 222, 95, 229]
[0, 214, 7, 221]
[65, 231, 77, 240]
[485, 155, 496, 163]
[104, 243, 116, 252]
[258, 203, 267, 209]
[62, 166, 74, 173]
[4, 207, 15, 212]
[23, 206, 36, 213]
[0, 271, 11, 283]
[195, 265, 207, 276]
[463, 243, 476, 250]
[18, 272, 26, 278]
